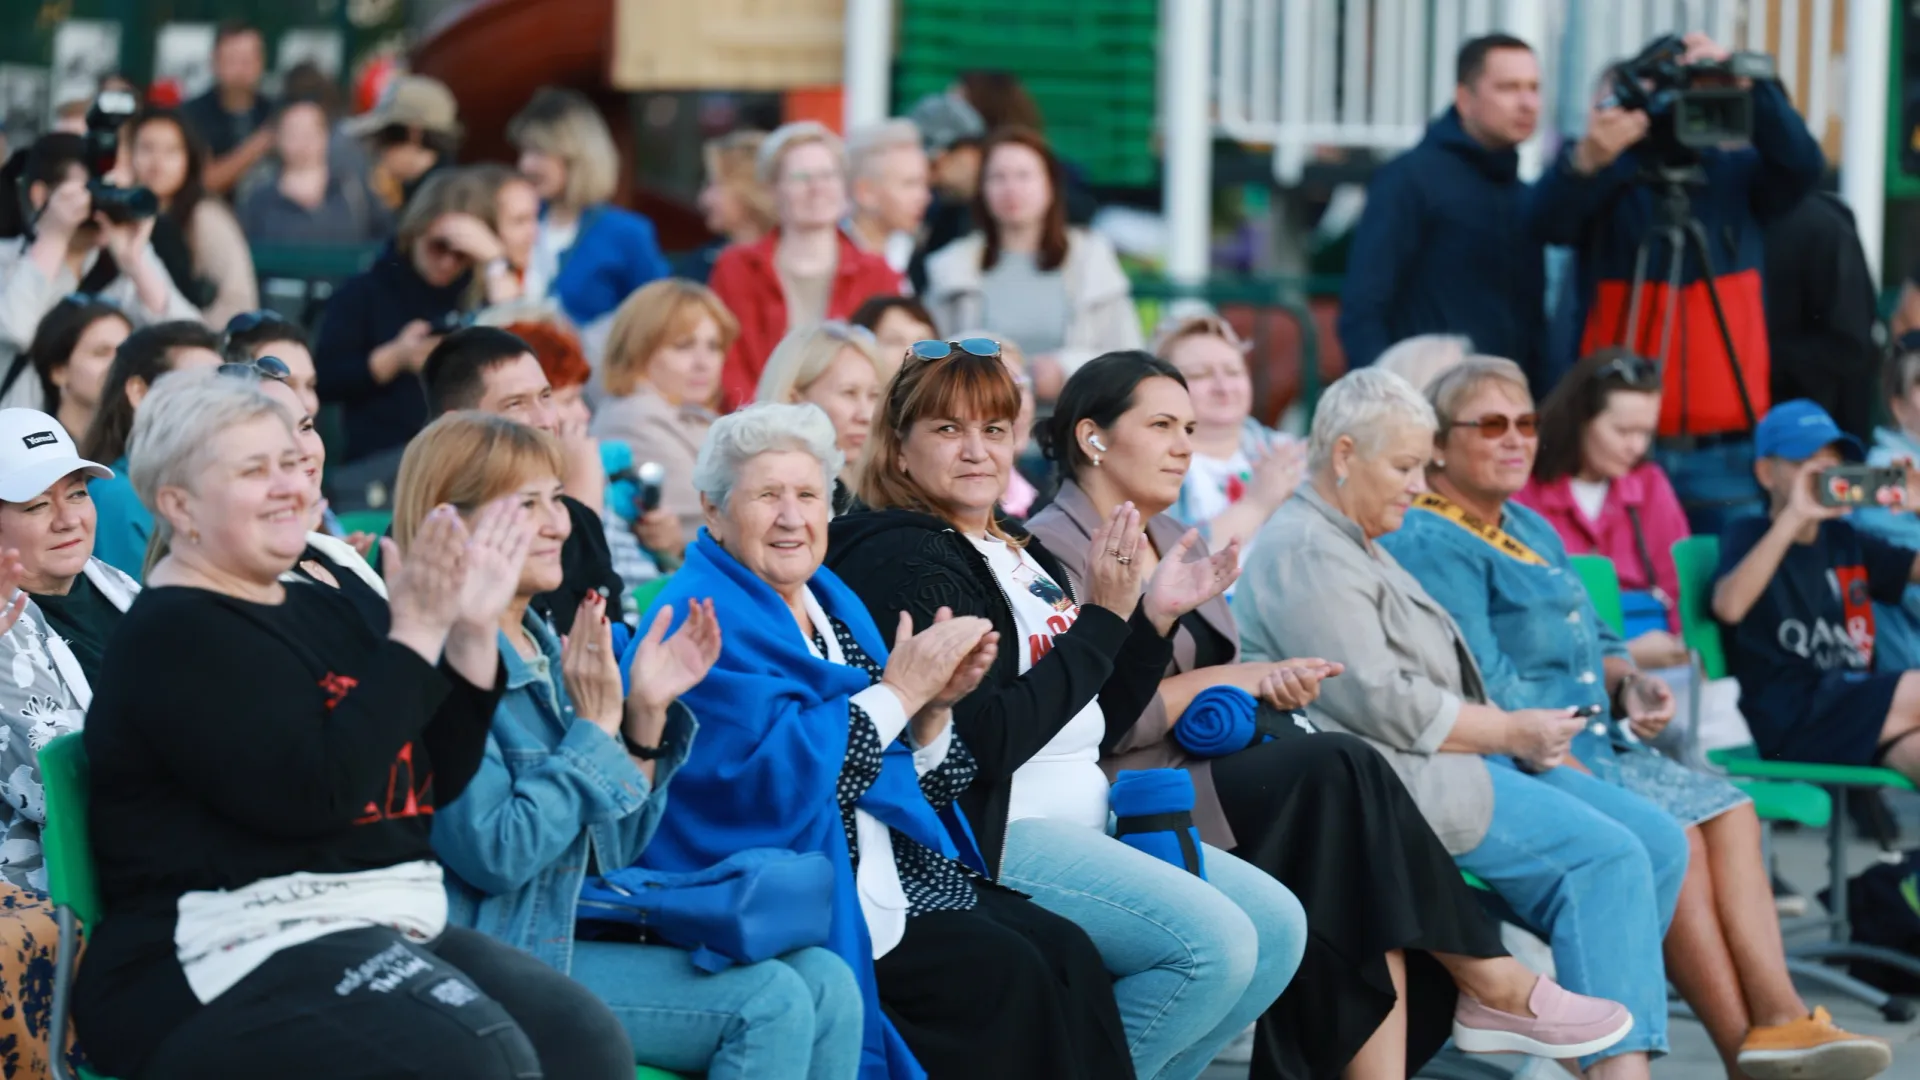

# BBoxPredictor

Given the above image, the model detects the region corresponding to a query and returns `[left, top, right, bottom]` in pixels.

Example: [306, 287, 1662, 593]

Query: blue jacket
[433, 612, 695, 974]
[1855, 426, 1920, 672]
[1338, 107, 1545, 384]
[550, 204, 672, 329]
[90, 455, 151, 579]
[313, 250, 469, 463]
[1382, 499, 1635, 773]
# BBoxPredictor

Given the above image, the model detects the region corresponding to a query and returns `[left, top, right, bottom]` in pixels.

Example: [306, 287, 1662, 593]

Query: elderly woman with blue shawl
[628, 402, 1134, 1080]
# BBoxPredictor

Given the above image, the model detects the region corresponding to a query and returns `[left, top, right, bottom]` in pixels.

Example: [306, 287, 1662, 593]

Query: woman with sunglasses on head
[27, 295, 133, 441]
[1382, 358, 1887, 1080]
[1152, 315, 1305, 561]
[1515, 348, 1691, 672]
[827, 341, 1310, 1080]
[127, 106, 259, 327]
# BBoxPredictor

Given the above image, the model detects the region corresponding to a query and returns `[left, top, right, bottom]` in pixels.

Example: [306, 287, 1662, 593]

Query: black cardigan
[826, 507, 1174, 876]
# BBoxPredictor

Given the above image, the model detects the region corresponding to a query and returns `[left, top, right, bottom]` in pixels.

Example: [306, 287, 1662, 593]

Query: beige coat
[1233, 485, 1495, 854]
[589, 388, 714, 544]
[1025, 479, 1240, 848]
[921, 228, 1143, 377]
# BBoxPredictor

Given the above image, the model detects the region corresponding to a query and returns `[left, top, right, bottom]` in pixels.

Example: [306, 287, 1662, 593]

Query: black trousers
[140, 926, 633, 1080]
[874, 883, 1136, 1080]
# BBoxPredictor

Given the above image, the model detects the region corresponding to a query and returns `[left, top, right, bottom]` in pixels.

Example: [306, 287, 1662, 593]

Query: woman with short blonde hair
[507, 87, 669, 332]
[754, 322, 883, 498]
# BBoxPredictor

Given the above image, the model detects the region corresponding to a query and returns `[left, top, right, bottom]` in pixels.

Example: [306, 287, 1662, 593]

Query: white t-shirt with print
[967, 536, 1109, 830]
[1182, 449, 1254, 527]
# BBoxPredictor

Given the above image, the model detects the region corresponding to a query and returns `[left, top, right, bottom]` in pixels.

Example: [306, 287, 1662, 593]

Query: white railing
[1214, 0, 1839, 184]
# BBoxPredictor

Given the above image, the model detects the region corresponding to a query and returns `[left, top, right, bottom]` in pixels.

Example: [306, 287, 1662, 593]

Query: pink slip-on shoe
[1452, 976, 1633, 1059]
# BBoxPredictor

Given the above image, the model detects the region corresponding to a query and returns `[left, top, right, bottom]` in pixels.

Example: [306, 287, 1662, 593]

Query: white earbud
[1089, 435, 1108, 452]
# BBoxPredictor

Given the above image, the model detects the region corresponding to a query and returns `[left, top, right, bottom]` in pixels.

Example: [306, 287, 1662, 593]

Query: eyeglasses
[425, 236, 472, 263]
[1446, 413, 1539, 439]
[217, 355, 292, 383]
[908, 338, 1002, 365]
[781, 168, 844, 189]
[224, 309, 291, 338]
[1592, 353, 1660, 388]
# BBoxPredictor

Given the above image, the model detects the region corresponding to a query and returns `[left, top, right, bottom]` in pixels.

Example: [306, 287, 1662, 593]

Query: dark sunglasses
[224, 309, 291, 338]
[1447, 412, 1539, 439]
[908, 338, 1001, 364]
[1593, 353, 1660, 388]
[217, 355, 292, 383]
[425, 236, 472, 262]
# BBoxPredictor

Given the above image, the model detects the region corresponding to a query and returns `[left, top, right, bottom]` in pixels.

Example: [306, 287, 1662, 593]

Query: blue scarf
[625, 531, 984, 1080]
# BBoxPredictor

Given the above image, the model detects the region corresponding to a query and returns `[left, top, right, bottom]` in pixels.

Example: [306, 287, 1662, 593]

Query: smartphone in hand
[1816, 465, 1907, 509]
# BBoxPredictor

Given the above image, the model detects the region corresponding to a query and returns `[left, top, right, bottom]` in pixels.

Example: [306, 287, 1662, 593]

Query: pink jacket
[1514, 462, 1690, 633]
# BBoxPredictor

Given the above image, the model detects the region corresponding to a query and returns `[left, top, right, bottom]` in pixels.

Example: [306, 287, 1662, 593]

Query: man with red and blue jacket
[1531, 32, 1824, 532]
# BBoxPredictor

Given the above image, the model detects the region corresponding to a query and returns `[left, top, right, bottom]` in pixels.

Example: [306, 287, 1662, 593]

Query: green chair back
[630, 574, 673, 617]
[335, 509, 393, 537]
[39, 732, 100, 929]
[1568, 554, 1626, 636]
[1671, 535, 1729, 680]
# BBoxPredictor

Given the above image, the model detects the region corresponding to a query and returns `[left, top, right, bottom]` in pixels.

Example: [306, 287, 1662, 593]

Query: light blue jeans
[569, 942, 862, 1080]
[998, 816, 1307, 1080]
[1455, 760, 1689, 1067]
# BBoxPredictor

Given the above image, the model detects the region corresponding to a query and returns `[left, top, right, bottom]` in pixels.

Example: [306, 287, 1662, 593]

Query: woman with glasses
[127, 107, 259, 327]
[1516, 348, 1690, 671]
[827, 342, 1311, 1080]
[507, 88, 669, 344]
[755, 321, 885, 511]
[1152, 315, 1304, 559]
[921, 129, 1139, 403]
[1374, 359, 1884, 1080]
[27, 295, 133, 441]
[710, 122, 902, 411]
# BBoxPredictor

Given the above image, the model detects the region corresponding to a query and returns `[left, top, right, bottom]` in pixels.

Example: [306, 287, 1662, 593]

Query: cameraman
[1531, 32, 1823, 532]
[0, 134, 201, 411]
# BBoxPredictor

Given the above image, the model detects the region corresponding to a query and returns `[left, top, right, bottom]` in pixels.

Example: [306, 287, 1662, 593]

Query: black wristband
[622, 730, 667, 760]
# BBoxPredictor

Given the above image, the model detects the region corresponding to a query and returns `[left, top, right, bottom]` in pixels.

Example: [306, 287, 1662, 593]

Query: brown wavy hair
[974, 127, 1069, 273]
[858, 345, 1025, 544]
[1532, 346, 1665, 484]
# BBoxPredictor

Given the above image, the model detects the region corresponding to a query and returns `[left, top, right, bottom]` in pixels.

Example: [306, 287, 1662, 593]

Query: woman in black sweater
[75, 370, 631, 1079]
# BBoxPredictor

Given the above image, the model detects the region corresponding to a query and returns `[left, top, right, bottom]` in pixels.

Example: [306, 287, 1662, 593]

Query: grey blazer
[1233, 485, 1495, 854]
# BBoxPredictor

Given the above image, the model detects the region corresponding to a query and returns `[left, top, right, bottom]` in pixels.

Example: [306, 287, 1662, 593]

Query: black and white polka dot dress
[814, 615, 980, 916]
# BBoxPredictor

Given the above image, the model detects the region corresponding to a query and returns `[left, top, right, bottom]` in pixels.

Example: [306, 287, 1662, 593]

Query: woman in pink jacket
[1516, 348, 1691, 671]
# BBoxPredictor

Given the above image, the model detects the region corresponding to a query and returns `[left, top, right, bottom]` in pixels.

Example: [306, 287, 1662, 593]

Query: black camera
[1605, 34, 1777, 159]
[83, 90, 157, 222]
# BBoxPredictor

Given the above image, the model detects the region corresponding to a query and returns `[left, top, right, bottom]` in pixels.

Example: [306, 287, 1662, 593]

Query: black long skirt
[874, 882, 1136, 1080]
[1211, 729, 1508, 1080]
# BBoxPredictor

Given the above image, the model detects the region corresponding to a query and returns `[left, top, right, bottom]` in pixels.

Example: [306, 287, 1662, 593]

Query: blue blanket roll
[1110, 769, 1207, 879]
[1173, 685, 1268, 758]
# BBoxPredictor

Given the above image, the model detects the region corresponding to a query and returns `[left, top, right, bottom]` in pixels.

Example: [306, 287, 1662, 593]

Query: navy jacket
[314, 251, 469, 463]
[1338, 108, 1545, 384]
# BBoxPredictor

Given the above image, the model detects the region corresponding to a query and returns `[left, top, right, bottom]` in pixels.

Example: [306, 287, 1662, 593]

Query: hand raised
[880, 609, 993, 717]
[627, 599, 722, 714]
[385, 505, 469, 636]
[1082, 501, 1146, 616]
[923, 606, 1000, 712]
[0, 549, 30, 639]
[1141, 529, 1240, 633]
[455, 497, 533, 627]
[561, 593, 624, 735]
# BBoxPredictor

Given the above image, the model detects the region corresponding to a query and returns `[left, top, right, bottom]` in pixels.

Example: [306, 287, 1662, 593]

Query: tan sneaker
[1737, 1008, 1891, 1080]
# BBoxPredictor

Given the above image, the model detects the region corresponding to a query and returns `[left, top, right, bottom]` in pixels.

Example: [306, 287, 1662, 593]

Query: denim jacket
[433, 612, 695, 974]
[1382, 499, 1636, 772]
[1856, 426, 1920, 672]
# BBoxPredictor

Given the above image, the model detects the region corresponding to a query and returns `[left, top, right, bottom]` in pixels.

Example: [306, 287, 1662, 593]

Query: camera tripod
[1616, 164, 1760, 436]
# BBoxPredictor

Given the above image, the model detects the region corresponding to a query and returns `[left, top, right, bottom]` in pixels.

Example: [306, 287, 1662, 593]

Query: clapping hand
[561, 593, 625, 735]
[1141, 529, 1240, 635]
[922, 607, 1001, 713]
[880, 610, 993, 717]
[383, 505, 469, 636]
[627, 599, 722, 715]
[0, 549, 30, 639]
[1082, 502, 1147, 617]
[1258, 658, 1343, 711]
[455, 497, 533, 629]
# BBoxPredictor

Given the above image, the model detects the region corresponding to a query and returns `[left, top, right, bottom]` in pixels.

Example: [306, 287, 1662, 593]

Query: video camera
[82, 90, 157, 222]
[1605, 33, 1777, 161]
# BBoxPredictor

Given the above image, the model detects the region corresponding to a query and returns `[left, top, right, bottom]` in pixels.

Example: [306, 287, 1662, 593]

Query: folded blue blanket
[1110, 769, 1206, 879]
[1174, 685, 1268, 758]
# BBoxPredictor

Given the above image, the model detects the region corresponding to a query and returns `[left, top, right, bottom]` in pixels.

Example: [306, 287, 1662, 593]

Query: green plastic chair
[1567, 554, 1626, 638]
[39, 732, 113, 1080]
[335, 509, 393, 538]
[1671, 535, 1920, 1020]
[630, 574, 673, 617]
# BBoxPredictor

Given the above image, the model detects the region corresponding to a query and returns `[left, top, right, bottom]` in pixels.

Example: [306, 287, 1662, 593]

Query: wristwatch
[622, 730, 667, 760]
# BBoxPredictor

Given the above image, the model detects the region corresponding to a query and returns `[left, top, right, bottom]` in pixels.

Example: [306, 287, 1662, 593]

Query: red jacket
[710, 231, 902, 412]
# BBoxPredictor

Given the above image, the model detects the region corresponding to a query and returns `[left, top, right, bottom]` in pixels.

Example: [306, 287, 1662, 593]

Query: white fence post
[1164, 0, 1214, 286]
[1842, 0, 1890, 285]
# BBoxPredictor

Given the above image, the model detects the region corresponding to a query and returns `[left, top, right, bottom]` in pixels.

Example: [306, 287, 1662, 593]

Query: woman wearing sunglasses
[827, 341, 1309, 1080]
[1378, 358, 1885, 1079]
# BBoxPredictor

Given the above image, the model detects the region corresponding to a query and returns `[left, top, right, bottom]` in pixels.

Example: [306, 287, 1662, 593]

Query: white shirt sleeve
[850, 683, 910, 747]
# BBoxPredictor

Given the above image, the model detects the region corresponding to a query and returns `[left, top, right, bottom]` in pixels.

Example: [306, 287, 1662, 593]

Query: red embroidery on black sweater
[354, 742, 435, 825]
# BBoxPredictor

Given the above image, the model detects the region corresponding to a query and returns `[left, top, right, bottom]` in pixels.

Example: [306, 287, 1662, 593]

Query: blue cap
[1754, 399, 1864, 462]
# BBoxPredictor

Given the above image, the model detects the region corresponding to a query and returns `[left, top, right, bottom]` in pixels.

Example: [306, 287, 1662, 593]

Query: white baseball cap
[0, 409, 112, 503]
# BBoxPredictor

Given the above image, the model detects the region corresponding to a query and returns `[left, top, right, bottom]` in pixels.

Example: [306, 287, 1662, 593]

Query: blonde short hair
[508, 87, 620, 209]
[1425, 355, 1534, 430]
[757, 121, 845, 187]
[845, 119, 923, 180]
[704, 130, 776, 234]
[755, 322, 885, 405]
[1374, 334, 1473, 394]
[392, 412, 565, 553]
[603, 279, 740, 399]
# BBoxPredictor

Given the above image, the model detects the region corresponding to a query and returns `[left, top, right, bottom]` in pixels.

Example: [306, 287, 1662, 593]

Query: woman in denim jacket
[1385, 358, 1887, 1080]
[417, 412, 863, 1080]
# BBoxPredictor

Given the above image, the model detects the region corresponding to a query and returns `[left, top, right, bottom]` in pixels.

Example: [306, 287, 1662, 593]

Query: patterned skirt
[0, 884, 69, 1079]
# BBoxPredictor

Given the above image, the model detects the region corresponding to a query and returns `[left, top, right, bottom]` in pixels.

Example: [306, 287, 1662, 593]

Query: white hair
[845, 119, 924, 180]
[1373, 334, 1473, 393]
[694, 401, 846, 510]
[756, 121, 846, 186]
[128, 367, 297, 571]
[1308, 368, 1438, 472]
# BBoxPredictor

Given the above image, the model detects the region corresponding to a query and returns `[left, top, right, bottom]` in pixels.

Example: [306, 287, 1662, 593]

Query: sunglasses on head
[217, 355, 292, 383]
[1447, 412, 1539, 439]
[1592, 353, 1660, 388]
[58, 292, 118, 311]
[908, 338, 1001, 364]
[224, 309, 291, 338]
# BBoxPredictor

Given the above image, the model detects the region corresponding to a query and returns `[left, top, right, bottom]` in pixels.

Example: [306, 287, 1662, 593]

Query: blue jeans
[1651, 439, 1763, 535]
[1456, 760, 1689, 1066]
[569, 942, 862, 1080]
[998, 816, 1307, 1080]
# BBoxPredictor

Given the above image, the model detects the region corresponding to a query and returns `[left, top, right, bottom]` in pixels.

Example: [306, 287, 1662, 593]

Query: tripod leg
[1655, 224, 1689, 376]
[1622, 237, 1660, 348]
[1682, 220, 1758, 429]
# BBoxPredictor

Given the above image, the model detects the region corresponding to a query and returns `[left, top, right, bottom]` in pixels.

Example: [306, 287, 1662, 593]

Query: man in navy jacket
[1338, 34, 1546, 383]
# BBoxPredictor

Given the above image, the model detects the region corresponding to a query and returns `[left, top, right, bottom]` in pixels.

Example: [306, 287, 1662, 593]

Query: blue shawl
[623, 531, 984, 1080]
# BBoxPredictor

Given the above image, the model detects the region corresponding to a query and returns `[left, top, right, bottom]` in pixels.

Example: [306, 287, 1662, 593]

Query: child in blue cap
[1712, 399, 1920, 777]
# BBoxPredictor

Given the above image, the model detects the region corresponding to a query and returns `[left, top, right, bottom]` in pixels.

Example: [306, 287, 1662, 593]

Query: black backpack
[1821, 852, 1920, 993]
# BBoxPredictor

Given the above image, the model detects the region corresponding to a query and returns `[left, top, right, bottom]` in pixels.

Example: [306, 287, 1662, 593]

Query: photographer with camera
[1531, 32, 1823, 534]
[0, 126, 201, 414]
